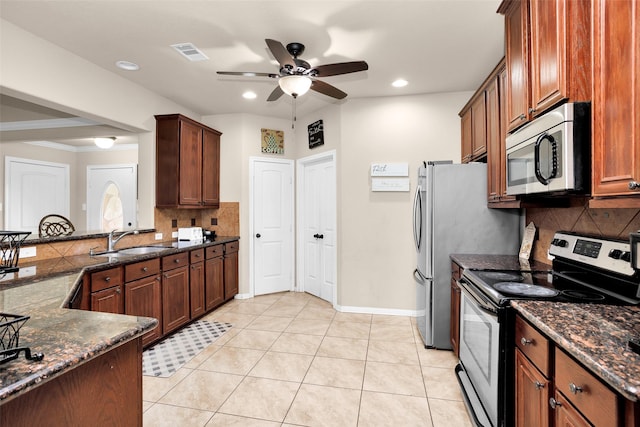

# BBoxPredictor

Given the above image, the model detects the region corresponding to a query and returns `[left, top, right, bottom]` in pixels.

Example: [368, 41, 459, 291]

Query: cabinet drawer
[555, 348, 618, 427]
[225, 241, 239, 254]
[190, 248, 205, 264]
[91, 267, 123, 292]
[206, 244, 224, 259]
[162, 252, 189, 270]
[125, 258, 160, 282]
[515, 316, 550, 376]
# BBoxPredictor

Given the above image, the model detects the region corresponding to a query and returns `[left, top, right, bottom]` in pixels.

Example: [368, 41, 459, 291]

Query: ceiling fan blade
[217, 71, 279, 78]
[267, 85, 285, 102]
[312, 61, 369, 77]
[265, 39, 295, 69]
[310, 79, 347, 99]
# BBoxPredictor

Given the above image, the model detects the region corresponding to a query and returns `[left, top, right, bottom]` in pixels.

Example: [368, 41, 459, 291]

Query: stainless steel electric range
[455, 231, 640, 427]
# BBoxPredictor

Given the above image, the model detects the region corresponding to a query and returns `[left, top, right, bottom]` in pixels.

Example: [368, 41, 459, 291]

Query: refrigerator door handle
[412, 185, 422, 252]
[414, 268, 427, 285]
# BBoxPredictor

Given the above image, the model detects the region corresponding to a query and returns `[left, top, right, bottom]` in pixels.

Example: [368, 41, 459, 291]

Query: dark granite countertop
[450, 254, 552, 272]
[0, 236, 239, 404]
[512, 301, 640, 401]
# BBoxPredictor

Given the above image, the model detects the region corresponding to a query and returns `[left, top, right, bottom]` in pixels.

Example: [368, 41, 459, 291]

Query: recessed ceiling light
[392, 79, 408, 88]
[116, 61, 139, 71]
[243, 91, 257, 100]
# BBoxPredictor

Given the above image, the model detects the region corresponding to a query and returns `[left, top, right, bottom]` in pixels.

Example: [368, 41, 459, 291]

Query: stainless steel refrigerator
[413, 161, 521, 349]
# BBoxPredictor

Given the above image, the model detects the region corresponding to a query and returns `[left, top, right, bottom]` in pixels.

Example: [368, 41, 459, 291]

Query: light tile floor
[143, 292, 473, 427]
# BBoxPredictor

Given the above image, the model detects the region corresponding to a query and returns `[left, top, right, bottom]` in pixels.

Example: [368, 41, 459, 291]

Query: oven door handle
[458, 278, 499, 316]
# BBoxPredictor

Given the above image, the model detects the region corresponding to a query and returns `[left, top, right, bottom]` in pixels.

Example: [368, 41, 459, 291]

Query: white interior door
[251, 158, 294, 296]
[5, 156, 70, 235]
[87, 164, 137, 232]
[298, 151, 337, 304]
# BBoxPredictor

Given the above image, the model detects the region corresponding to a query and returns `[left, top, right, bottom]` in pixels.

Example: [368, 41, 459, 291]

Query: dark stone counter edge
[0, 316, 158, 403]
[513, 302, 639, 402]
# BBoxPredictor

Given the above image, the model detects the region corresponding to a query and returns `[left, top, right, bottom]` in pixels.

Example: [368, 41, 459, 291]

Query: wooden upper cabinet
[499, 0, 591, 132]
[461, 110, 473, 163]
[591, 0, 640, 204]
[155, 114, 221, 208]
[459, 82, 489, 163]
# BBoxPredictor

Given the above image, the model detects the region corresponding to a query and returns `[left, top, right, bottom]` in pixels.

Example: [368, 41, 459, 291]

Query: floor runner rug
[143, 320, 232, 377]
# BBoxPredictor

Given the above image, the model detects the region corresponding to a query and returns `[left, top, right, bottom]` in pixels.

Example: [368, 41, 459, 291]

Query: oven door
[458, 283, 501, 427]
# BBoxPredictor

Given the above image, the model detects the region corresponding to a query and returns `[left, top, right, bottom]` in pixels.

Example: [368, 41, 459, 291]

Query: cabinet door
[162, 265, 190, 334]
[205, 256, 224, 311]
[224, 249, 239, 301]
[449, 277, 461, 357]
[486, 74, 501, 202]
[515, 349, 551, 427]
[592, 0, 640, 199]
[552, 391, 591, 427]
[125, 275, 162, 347]
[461, 109, 473, 163]
[190, 261, 205, 318]
[178, 119, 203, 206]
[202, 128, 221, 206]
[471, 92, 487, 159]
[91, 286, 123, 314]
[504, 0, 530, 131]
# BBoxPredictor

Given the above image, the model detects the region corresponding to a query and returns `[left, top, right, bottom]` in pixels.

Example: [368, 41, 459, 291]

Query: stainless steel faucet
[107, 229, 139, 252]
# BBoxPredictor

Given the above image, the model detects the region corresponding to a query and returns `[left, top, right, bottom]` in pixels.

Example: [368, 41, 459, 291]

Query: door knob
[256, 233, 261, 238]
[318, 234, 324, 239]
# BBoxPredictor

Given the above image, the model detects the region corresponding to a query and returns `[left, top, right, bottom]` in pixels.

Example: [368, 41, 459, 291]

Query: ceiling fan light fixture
[94, 137, 116, 149]
[278, 75, 312, 98]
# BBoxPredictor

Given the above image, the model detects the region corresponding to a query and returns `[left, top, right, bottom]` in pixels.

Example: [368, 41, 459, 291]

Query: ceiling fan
[217, 39, 368, 101]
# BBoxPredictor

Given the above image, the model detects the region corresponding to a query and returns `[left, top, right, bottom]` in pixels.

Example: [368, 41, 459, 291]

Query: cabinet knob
[568, 383, 583, 394]
[142, 267, 148, 272]
[174, 258, 180, 263]
[528, 107, 536, 114]
[629, 181, 640, 190]
[549, 397, 562, 409]
[519, 114, 526, 120]
[535, 381, 545, 390]
[116, 288, 121, 294]
[520, 337, 532, 346]
[105, 276, 111, 282]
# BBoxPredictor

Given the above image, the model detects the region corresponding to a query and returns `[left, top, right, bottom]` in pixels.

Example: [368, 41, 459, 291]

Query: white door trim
[296, 149, 337, 306]
[249, 156, 295, 298]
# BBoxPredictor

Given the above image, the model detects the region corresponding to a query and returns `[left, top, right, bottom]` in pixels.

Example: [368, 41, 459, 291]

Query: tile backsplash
[526, 198, 640, 264]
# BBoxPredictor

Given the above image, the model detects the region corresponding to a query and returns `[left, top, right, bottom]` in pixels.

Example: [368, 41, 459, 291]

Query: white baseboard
[334, 304, 417, 317]
[233, 293, 253, 300]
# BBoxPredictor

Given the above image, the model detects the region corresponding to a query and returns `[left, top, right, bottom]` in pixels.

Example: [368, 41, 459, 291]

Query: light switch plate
[155, 233, 163, 240]
[171, 231, 178, 238]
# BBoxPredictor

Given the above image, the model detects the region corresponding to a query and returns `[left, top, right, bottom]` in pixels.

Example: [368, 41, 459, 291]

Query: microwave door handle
[534, 133, 559, 185]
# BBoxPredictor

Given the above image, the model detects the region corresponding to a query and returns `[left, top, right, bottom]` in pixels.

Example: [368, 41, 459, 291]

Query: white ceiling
[0, 0, 505, 146]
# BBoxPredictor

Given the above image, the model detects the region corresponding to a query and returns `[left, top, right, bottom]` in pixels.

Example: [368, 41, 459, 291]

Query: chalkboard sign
[308, 119, 324, 149]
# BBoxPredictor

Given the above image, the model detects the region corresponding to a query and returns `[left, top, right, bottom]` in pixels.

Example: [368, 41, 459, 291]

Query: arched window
[101, 182, 124, 231]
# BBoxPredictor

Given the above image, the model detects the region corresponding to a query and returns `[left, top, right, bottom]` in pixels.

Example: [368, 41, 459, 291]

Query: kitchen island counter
[512, 300, 640, 401]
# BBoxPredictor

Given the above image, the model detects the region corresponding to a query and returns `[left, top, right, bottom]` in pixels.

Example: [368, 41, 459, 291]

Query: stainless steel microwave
[506, 102, 590, 196]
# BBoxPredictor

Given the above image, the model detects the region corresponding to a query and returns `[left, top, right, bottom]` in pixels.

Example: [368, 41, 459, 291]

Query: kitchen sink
[93, 246, 171, 257]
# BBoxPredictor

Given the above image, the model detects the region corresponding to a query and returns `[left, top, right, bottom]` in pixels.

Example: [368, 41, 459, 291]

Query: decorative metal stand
[0, 313, 44, 364]
[0, 231, 31, 276]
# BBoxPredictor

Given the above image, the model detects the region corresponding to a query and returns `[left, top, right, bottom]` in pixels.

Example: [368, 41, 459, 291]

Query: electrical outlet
[171, 231, 178, 238]
[18, 266, 36, 277]
[20, 246, 37, 258]
[155, 233, 163, 240]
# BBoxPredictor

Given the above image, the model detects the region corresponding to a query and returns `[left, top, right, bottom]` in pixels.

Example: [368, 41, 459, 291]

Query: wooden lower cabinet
[450, 261, 462, 356]
[125, 275, 162, 347]
[515, 348, 551, 427]
[224, 242, 239, 300]
[205, 246, 225, 310]
[190, 249, 206, 318]
[1, 338, 142, 426]
[515, 315, 635, 427]
[90, 286, 123, 314]
[162, 264, 190, 335]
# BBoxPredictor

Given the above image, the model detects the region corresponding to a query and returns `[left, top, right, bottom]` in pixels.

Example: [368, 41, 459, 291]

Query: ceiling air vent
[171, 43, 209, 62]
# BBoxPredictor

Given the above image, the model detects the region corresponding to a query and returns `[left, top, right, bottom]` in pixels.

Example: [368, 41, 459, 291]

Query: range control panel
[549, 231, 635, 277]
